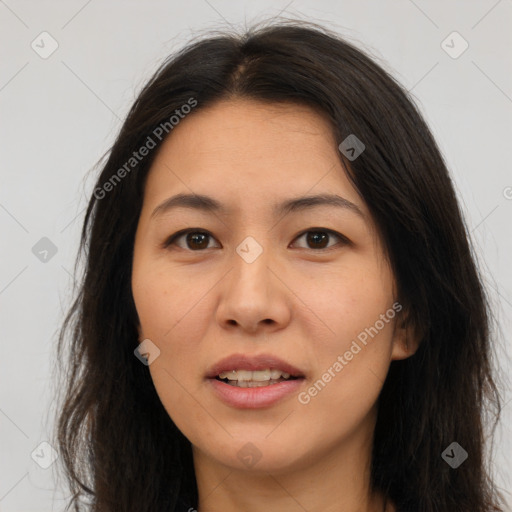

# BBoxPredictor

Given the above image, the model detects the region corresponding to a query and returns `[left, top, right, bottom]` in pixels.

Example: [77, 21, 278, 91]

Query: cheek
[132, 262, 213, 434]
[131, 256, 213, 370]
[295, 311, 395, 445]
[301, 255, 395, 348]
[131, 258, 210, 408]
[295, 260, 396, 411]
[132, 259, 207, 340]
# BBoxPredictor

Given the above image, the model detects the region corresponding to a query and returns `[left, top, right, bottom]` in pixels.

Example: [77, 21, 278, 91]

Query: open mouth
[207, 363, 306, 408]
[214, 369, 302, 388]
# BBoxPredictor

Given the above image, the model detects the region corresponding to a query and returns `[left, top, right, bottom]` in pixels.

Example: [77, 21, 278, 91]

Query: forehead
[142, 98, 368, 219]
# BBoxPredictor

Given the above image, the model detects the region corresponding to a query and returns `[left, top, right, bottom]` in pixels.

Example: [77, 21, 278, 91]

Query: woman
[55, 19, 505, 512]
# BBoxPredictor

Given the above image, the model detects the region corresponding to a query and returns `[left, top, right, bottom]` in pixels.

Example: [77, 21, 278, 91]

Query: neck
[191, 410, 394, 512]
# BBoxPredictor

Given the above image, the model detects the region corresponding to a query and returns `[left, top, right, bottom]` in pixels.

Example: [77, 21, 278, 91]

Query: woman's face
[131, 98, 410, 474]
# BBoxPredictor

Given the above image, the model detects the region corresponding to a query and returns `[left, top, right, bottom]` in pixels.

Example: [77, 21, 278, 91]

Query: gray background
[1, 1, 511, 510]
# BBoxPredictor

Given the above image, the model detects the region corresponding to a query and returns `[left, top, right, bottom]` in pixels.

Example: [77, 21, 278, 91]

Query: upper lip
[206, 353, 305, 379]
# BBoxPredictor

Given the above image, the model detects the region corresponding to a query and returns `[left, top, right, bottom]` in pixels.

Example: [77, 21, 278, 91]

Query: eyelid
[163, 227, 350, 251]
[163, 228, 219, 250]
[293, 228, 350, 250]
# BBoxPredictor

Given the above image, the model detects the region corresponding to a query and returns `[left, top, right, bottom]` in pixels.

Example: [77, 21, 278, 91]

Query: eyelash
[163, 228, 350, 252]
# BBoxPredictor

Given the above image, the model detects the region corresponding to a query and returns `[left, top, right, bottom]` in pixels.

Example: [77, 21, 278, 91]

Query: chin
[200, 434, 305, 474]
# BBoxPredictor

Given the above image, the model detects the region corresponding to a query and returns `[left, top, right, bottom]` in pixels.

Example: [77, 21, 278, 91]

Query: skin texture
[131, 98, 416, 512]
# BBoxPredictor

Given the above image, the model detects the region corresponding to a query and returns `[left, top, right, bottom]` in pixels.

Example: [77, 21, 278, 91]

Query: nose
[215, 243, 291, 335]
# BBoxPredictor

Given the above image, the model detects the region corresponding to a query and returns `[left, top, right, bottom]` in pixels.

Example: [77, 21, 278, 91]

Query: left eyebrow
[276, 193, 365, 219]
[150, 192, 365, 220]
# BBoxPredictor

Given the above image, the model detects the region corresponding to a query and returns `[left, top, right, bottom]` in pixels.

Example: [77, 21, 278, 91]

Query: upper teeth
[218, 369, 292, 381]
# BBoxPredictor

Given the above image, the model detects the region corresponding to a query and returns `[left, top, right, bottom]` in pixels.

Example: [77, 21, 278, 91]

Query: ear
[390, 305, 421, 361]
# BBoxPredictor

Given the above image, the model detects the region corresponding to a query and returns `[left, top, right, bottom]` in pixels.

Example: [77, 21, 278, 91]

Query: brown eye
[165, 230, 219, 251]
[292, 229, 348, 251]
[164, 228, 349, 252]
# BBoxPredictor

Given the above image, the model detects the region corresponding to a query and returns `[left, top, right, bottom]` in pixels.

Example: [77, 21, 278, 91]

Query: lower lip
[207, 378, 304, 409]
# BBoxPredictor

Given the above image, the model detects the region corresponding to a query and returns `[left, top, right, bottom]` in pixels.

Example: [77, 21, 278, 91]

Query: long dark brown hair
[54, 19, 505, 512]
